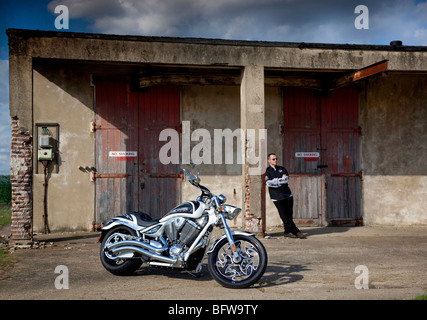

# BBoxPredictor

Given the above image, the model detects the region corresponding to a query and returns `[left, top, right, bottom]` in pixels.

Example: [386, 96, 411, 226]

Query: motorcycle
[99, 166, 267, 288]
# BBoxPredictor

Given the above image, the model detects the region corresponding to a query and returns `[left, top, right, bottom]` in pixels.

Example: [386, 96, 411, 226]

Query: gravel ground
[0, 225, 426, 300]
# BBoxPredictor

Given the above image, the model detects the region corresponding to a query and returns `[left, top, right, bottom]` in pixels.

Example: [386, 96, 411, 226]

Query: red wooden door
[95, 81, 180, 223]
[137, 86, 181, 218]
[322, 89, 361, 222]
[283, 88, 322, 223]
[283, 87, 361, 224]
[95, 81, 139, 223]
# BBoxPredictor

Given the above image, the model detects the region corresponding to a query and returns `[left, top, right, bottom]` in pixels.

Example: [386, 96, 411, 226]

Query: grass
[0, 204, 16, 280]
[413, 291, 427, 300]
[0, 204, 11, 228]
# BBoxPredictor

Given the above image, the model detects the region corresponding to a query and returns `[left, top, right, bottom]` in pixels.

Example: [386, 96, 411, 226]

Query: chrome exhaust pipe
[107, 238, 167, 254]
[110, 245, 177, 264]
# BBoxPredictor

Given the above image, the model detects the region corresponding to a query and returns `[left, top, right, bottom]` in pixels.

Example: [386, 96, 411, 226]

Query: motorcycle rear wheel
[100, 226, 142, 276]
[208, 235, 267, 289]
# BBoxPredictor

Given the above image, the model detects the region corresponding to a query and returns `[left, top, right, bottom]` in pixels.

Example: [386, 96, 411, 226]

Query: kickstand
[182, 270, 204, 278]
[182, 263, 204, 278]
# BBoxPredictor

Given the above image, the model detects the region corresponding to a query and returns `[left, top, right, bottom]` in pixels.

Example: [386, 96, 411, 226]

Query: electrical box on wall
[35, 123, 59, 174]
[39, 134, 52, 148]
[38, 149, 54, 161]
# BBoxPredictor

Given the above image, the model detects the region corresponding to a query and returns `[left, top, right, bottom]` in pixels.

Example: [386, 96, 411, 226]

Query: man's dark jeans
[274, 196, 300, 235]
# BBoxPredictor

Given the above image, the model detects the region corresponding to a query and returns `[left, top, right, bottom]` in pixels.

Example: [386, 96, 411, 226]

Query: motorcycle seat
[130, 211, 160, 227]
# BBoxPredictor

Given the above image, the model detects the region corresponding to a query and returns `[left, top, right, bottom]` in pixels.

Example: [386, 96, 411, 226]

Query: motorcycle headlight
[222, 205, 241, 220]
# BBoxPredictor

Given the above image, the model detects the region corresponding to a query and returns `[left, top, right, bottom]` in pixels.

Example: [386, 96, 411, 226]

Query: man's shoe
[296, 232, 306, 239]
[284, 233, 297, 238]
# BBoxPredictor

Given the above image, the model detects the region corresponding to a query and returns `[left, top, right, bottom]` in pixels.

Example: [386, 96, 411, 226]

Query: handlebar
[182, 167, 214, 204]
[182, 168, 200, 185]
[182, 168, 230, 218]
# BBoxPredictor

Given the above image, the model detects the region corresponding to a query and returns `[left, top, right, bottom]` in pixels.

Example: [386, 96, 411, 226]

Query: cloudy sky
[0, 0, 426, 174]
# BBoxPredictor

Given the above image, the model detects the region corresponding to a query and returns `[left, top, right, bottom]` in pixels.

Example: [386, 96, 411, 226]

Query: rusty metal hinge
[280, 124, 285, 135]
[149, 173, 183, 179]
[90, 121, 101, 133]
[90, 172, 129, 181]
[330, 170, 363, 180]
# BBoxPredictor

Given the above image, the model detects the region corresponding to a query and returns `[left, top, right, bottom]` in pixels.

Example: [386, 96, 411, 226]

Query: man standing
[265, 153, 305, 239]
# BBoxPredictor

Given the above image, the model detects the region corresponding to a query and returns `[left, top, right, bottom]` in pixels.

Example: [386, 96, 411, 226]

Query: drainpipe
[42, 161, 51, 234]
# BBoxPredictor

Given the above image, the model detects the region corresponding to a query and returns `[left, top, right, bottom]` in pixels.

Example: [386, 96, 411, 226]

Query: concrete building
[7, 29, 427, 242]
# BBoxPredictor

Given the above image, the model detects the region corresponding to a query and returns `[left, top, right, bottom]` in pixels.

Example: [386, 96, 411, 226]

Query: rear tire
[100, 226, 142, 276]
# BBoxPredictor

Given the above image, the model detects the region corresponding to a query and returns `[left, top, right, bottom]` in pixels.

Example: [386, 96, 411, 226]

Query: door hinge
[317, 164, 328, 169]
[90, 121, 101, 133]
[90, 173, 129, 181]
[330, 170, 363, 180]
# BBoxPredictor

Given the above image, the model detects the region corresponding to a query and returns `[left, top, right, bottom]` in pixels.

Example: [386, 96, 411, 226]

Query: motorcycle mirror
[182, 165, 201, 185]
[189, 161, 197, 169]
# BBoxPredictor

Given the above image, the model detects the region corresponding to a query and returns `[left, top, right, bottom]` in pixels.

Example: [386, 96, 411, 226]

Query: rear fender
[98, 216, 140, 243]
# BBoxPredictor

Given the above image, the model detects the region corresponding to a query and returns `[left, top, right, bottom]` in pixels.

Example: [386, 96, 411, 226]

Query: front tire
[100, 226, 142, 276]
[208, 235, 267, 289]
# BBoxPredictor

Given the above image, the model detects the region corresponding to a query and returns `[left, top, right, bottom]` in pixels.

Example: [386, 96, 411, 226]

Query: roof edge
[6, 28, 427, 52]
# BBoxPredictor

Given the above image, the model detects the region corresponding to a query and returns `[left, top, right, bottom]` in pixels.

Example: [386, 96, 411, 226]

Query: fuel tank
[160, 201, 206, 221]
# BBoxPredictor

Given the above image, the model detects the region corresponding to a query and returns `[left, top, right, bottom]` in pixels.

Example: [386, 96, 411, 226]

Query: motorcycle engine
[179, 215, 208, 247]
[165, 215, 208, 248]
[167, 215, 209, 265]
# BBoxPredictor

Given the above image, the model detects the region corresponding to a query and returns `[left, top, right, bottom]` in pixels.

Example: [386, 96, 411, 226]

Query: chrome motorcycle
[99, 167, 268, 288]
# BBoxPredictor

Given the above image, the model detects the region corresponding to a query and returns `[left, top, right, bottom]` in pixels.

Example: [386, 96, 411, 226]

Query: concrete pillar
[8, 35, 34, 243]
[240, 64, 266, 234]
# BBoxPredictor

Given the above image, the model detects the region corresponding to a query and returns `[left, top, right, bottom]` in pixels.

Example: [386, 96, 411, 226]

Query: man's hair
[267, 153, 276, 160]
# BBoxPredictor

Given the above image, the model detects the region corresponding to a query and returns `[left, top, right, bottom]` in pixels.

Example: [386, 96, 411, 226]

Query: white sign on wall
[295, 152, 320, 162]
[109, 151, 137, 161]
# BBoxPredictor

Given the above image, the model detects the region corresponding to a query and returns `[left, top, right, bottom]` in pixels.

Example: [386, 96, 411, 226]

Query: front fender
[207, 231, 254, 254]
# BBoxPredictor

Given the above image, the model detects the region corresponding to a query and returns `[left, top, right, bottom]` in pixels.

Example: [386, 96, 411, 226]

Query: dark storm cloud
[41, 0, 427, 45]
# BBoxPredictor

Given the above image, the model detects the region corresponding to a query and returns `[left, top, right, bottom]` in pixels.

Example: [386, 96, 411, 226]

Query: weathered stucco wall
[8, 29, 427, 238]
[181, 85, 285, 228]
[264, 87, 285, 227]
[360, 73, 427, 225]
[27, 68, 427, 232]
[32, 63, 95, 232]
[9, 29, 427, 134]
[181, 85, 242, 227]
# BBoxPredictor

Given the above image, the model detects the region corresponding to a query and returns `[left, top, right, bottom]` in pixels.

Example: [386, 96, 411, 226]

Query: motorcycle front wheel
[208, 235, 267, 289]
[100, 226, 142, 276]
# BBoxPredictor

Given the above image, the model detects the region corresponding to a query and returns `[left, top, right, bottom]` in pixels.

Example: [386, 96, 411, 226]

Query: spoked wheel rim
[214, 239, 261, 282]
[103, 231, 131, 265]
[100, 226, 142, 276]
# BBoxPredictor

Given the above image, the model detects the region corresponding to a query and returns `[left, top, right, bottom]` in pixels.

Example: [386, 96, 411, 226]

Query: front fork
[219, 213, 242, 263]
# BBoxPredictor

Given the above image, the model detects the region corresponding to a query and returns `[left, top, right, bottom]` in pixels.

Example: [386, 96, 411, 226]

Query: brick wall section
[244, 165, 262, 233]
[10, 116, 33, 243]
